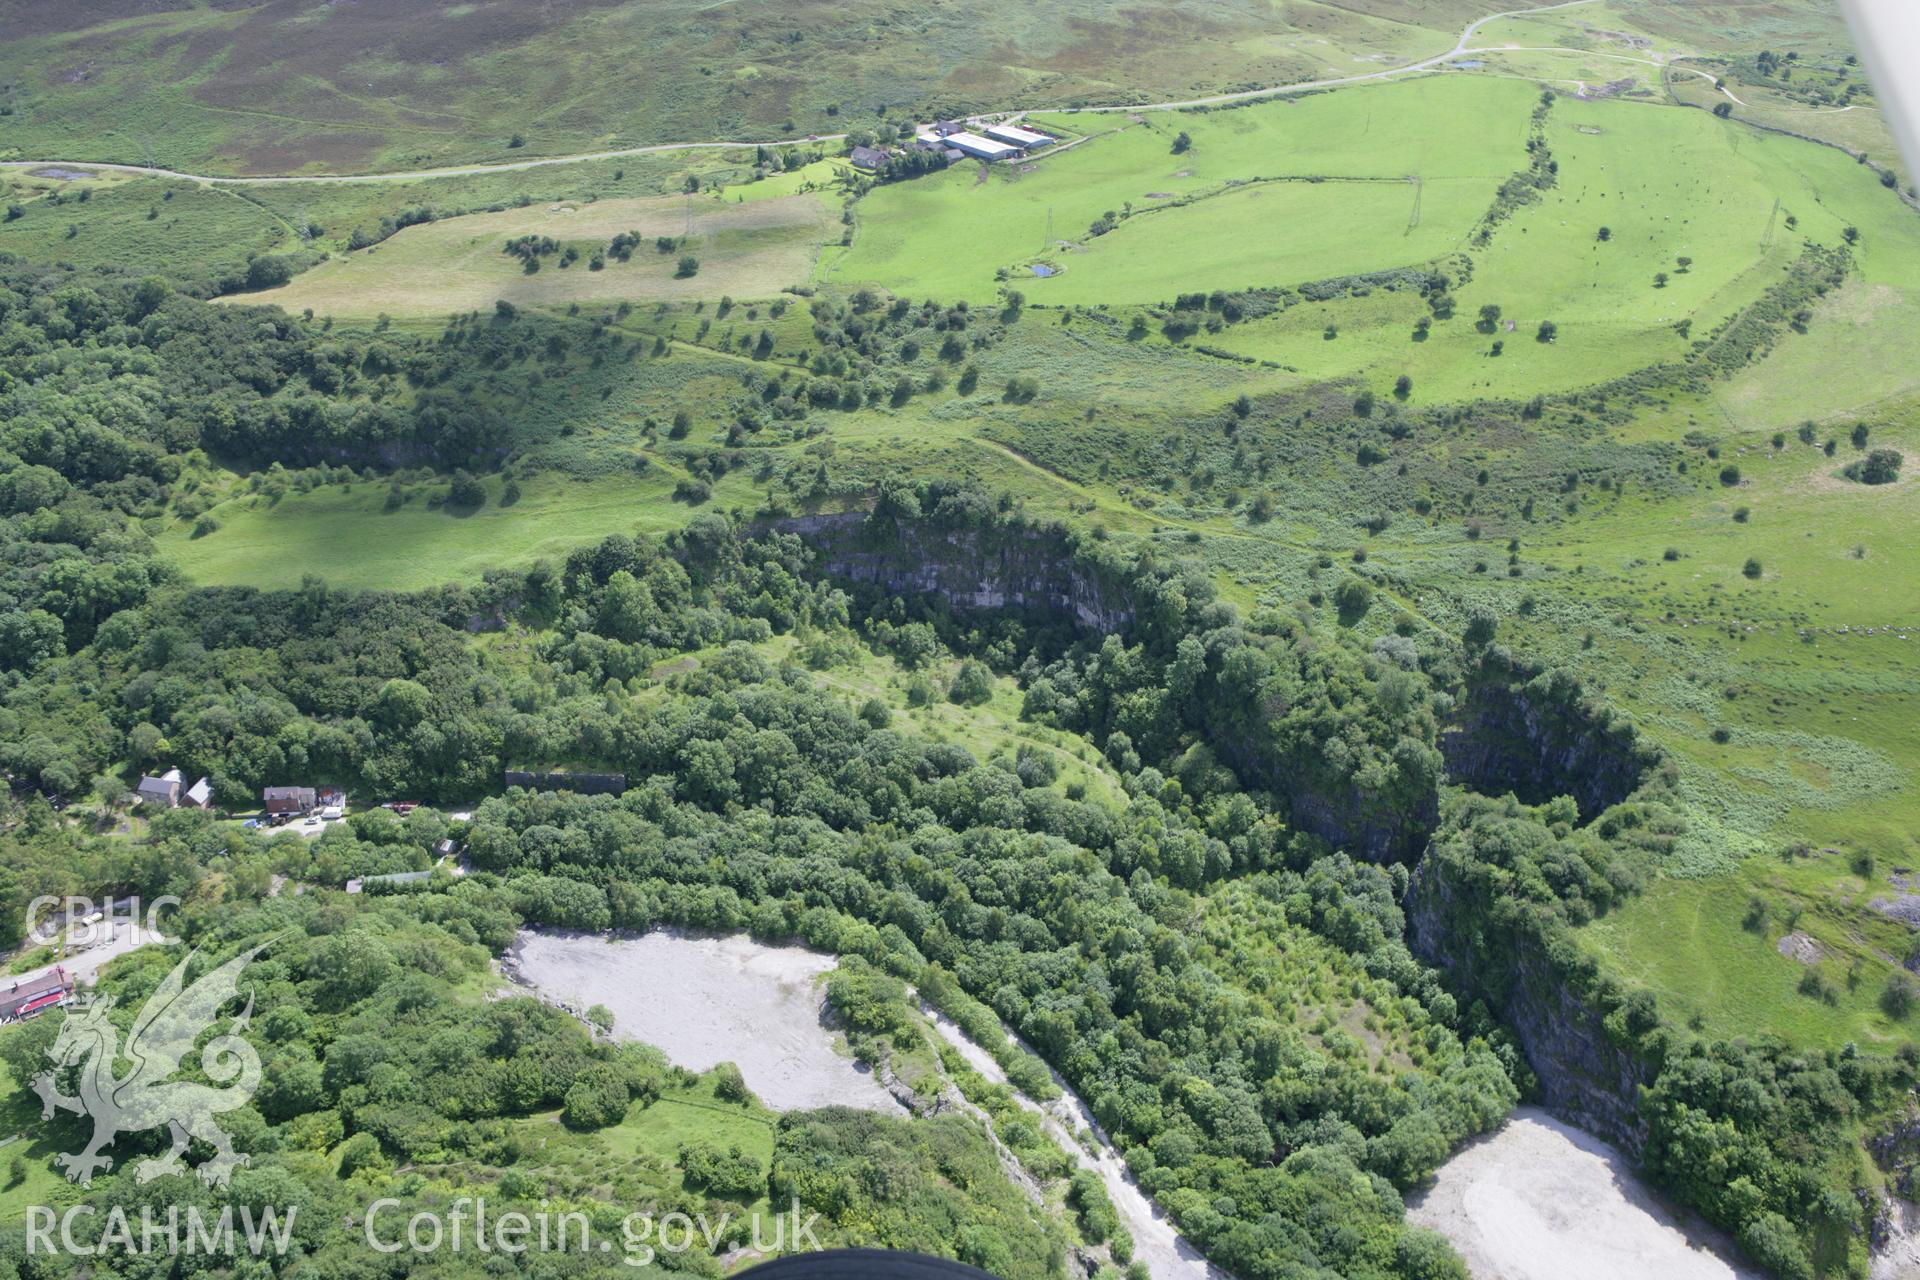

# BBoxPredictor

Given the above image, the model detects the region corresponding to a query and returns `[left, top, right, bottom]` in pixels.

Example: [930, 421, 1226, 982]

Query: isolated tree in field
[669, 409, 692, 438]
[1334, 577, 1373, 620]
[1413, 317, 1431, 340]
[1676, 255, 1693, 272]
[949, 659, 994, 706]
[676, 254, 700, 278]
[1536, 319, 1558, 343]
[1596, 226, 1611, 241]
[1743, 557, 1763, 579]
[712, 1062, 753, 1104]
[448, 470, 485, 507]
[1843, 225, 1859, 245]
[1719, 464, 1740, 486]
[1171, 131, 1192, 155]
[1843, 449, 1902, 485]
[1850, 422, 1870, 449]
[244, 256, 295, 290]
[561, 1068, 629, 1130]
[1654, 272, 1669, 288]
[1884, 972, 1918, 1019]
[1394, 374, 1412, 399]
[1712, 102, 1733, 118]
[1477, 303, 1502, 333]
[1797, 420, 1817, 445]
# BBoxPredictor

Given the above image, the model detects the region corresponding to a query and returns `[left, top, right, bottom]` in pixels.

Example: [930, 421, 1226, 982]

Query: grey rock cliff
[1408, 849, 1651, 1155]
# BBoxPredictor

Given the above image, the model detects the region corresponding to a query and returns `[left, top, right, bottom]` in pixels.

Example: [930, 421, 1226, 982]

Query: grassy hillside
[0, 170, 294, 282]
[250, 189, 838, 319]
[836, 76, 1537, 302]
[0, 0, 1497, 175]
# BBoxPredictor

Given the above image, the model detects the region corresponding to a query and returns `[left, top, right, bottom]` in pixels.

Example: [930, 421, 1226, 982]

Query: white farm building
[984, 123, 1053, 148]
[944, 131, 1022, 161]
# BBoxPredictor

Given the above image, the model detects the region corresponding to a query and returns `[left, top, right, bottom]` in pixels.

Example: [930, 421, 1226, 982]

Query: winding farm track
[0, 0, 1603, 188]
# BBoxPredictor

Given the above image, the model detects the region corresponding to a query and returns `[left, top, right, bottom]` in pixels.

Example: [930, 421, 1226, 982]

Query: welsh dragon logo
[32, 944, 269, 1188]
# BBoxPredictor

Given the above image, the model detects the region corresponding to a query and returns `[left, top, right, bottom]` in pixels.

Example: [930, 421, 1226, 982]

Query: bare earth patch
[1870, 895, 1920, 929]
[1776, 930, 1828, 964]
[1407, 1107, 1758, 1280]
[508, 928, 899, 1113]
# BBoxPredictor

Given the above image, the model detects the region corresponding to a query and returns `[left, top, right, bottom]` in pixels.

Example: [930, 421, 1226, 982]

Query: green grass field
[250, 190, 836, 319]
[1582, 850, 1919, 1048]
[1012, 176, 1488, 306]
[1199, 89, 1917, 405]
[0, 170, 293, 282]
[157, 469, 752, 592]
[835, 76, 1537, 303]
[239, 150, 807, 254]
[602, 1075, 778, 1216]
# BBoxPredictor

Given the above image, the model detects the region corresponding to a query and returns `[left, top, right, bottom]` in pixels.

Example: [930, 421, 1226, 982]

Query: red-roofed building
[0, 968, 72, 1024]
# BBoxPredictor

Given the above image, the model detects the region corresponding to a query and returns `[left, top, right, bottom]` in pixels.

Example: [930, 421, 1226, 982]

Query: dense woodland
[1, 258, 1913, 1280]
[0, 879, 1065, 1279]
